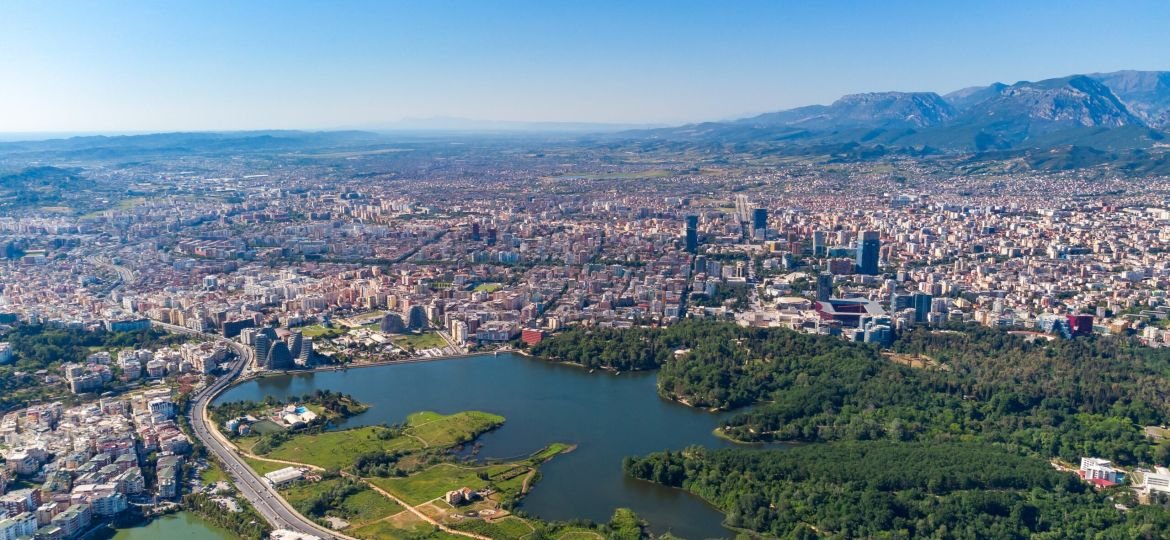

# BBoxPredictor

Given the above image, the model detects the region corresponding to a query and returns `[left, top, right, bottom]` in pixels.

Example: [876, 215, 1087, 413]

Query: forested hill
[532, 321, 1170, 466]
[624, 443, 1170, 538]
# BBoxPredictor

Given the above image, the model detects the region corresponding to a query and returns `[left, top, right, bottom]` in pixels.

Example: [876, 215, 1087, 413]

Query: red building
[1067, 314, 1094, 337]
[521, 329, 545, 346]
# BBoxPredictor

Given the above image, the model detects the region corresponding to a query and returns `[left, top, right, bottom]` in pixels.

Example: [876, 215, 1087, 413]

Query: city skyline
[2, 0, 1168, 133]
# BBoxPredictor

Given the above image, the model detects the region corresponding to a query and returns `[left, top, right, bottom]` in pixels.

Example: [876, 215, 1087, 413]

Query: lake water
[215, 353, 741, 539]
[113, 512, 235, 540]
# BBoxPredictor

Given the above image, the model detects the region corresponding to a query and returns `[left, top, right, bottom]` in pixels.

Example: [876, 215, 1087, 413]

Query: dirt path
[239, 449, 488, 539]
[343, 471, 491, 540]
[520, 468, 537, 494]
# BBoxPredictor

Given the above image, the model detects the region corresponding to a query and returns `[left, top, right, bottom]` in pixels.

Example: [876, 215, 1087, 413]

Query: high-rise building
[297, 337, 313, 365]
[253, 332, 271, 365]
[470, 222, 481, 242]
[486, 228, 497, 246]
[287, 331, 303, 360]
[752, 208, 767, 241]
[684, 215, 699, 253]
[735, 194, 752, 224]
[856, 230, 880, 275]
[913, 292, 933, 324]
[266, 341, 293, 370]
[816, 273, 833, 301]
[812, 230, 826, 257]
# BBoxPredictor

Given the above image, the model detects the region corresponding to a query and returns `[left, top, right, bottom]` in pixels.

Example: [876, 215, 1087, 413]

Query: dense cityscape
[5, 1, 1170, 539]
[2, 134, 1170, 538]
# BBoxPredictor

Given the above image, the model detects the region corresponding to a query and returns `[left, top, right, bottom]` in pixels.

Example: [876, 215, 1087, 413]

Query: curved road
[156, 321, 349, 540]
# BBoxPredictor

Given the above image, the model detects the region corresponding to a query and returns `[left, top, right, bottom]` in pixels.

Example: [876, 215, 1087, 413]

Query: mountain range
[633, 70, 1170, 155]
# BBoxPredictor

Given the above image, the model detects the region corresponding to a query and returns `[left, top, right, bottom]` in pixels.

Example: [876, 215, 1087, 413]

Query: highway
[156, 321, 348, 540]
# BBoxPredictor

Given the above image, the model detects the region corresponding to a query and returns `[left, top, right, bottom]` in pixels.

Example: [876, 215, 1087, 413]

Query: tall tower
[751, 208, 767, 241]
[684, 215, 699, 253]
[812, 231, 826, 257]
[856, 230, 880, 275]
[816, 272, 833, 301]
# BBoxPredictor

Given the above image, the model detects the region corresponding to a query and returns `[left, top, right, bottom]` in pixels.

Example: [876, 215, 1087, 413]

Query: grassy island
[233, 409, 611, 539]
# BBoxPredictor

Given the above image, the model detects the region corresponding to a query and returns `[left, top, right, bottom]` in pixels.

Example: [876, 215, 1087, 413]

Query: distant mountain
[739, 92, 956, 129]
[631, 71, 1170, 155]
[1090, 70, 1170, 129]
[944, 83, 1008, 112]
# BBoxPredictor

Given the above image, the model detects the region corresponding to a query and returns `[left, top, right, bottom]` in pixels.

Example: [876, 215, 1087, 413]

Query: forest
[534, 320, 1170, 466]
[535, 320, 1170, 537]
[624, 442, 1170, 539]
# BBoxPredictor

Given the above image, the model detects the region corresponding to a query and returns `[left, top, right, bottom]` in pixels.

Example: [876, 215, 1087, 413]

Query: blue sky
[1, 0, 1168, 132]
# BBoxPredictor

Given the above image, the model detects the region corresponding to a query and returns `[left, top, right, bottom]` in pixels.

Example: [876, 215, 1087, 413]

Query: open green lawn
[392, 332, 447, 351]
[555, 529, 605, 540]
[250, 419, 285, 435]
[451, 516, 533, 540]
[257, 411, 502, 470]
[405, 411, 504, 447]
[242, 456, 290, 476]
[530, 442, 571, 462]
[349, 512, 464, 540]
[370, 463, 487, 506]
[263, 425, 420, 470]
[199, 460, 228, 484]
[473, 283, 503, 293]
[281, 478, 403, 528]
[299, 324, 349, 339]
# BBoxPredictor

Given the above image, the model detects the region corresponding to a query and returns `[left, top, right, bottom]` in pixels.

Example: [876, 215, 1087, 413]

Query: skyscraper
[856, 230, 880, 275]
[913, 292, 933, 324]
[470, 222, 481, 242]
[812, 230, 826, 257]
[751, 208, 767, 241]
[297, 336, 313, 366]
[816, 272, 833, 301]
[735, 194, 752, 224]
[684, 215, 699, 253]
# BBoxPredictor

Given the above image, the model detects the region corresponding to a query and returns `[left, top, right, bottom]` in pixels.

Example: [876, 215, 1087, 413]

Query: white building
[263, 467, 303, 487]
[1143, 467, 1170, 494]
[1079, 457, 1123, 483]
[0, 512, 38, 540]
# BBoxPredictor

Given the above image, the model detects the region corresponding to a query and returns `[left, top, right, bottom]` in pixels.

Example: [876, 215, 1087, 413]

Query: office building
[856, 230, 880, 275]
[816, 273, 833, 302]
[752, 208, 767, 241]
[913, 292, 933, 324]
[684, 215, 698, 253]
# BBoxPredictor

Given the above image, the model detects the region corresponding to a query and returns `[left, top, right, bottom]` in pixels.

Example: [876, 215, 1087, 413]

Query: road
[156, 321, 349, 540]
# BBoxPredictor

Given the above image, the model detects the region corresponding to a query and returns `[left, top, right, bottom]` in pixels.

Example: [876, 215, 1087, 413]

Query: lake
[215, 353, 741, 539]
[113, 512, 235, 540]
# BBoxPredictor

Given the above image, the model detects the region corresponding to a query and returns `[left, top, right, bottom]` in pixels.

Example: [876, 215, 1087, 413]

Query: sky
[1, 0, 1169, 133]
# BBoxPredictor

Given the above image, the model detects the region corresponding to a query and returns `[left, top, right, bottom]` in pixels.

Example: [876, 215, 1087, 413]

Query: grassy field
[556, 529, 605, 540]
[263, 425, 420, 470]
[199, 460, 229, 484]
[405, 411, 503, 447]
[348, 511, 465, 540]
[257, 411, 503, 470]
[299, 324, 349, 340]
[392, 332, 447, 351]
[370, 463, 487, 506]
[281, 477, 403, 528]
[450, 515, 534, 539]
[473, 283, 503, 293]
[242, 456, 291, 476]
